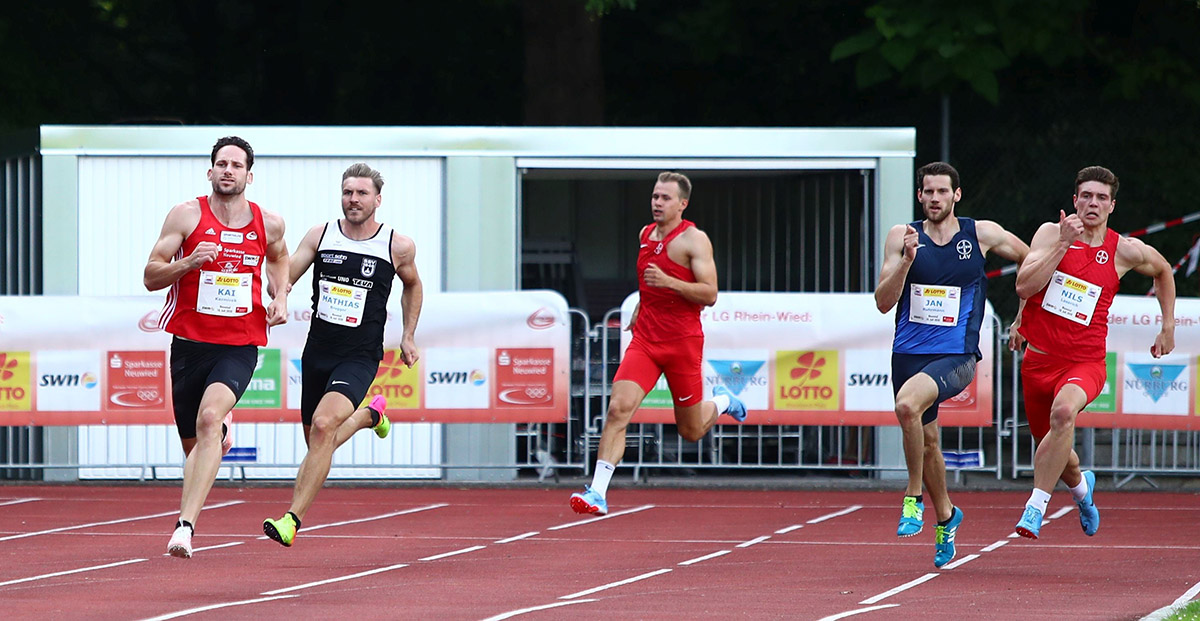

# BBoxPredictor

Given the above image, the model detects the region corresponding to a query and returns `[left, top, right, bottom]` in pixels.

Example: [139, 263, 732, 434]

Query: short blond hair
[343, 163, 384, 193]
[657, 171, 692, 200]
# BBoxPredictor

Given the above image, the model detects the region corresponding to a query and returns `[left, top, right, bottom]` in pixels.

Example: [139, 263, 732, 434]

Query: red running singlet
[634, 219, 703, 343]
[159, 196, 269, 346]
[1019, 228, 1120, 362]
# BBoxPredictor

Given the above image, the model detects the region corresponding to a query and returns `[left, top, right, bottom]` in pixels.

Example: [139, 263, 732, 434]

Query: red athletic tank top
[634, 219, 703, 342]
[1019, 228, 1120, 362]
[160, 196, 269, 346]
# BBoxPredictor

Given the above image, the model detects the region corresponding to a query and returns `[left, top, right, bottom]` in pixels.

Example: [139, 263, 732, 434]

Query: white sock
[590, 460, 616, 497]
[1026, 488, 1052, 514]
[1069, 477, 1089, 502]
[711, 394, 731, 415]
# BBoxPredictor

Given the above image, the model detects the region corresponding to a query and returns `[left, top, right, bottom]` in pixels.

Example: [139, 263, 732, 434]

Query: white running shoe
[167, 525, 193, 558]
[221, 412, 233, 457]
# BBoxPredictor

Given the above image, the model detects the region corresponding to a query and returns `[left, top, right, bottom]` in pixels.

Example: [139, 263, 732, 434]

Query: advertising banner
[1076, 295, 1200, 431]
[0, 290, 569, 425]
[621, 292, 996, 426]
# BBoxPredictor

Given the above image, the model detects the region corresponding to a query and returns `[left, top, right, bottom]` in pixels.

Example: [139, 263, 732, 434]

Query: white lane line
[816, 604, 900, 621]
[808, 505, 863, 524]
[559, 568, 673, 600]
[737, 536, 770, 548]
[679, 550, 731, 566]
[260, 564, 409, 596]
[0, 558, 146, 588]
[255, 503, 448, 540]
[419, 545, 487, 561]
[1049, 506, 1074, 519]
[940, 553, 980, 570]
[981, 540, 1008, 552]
[547, 505, 655, 531]
[0, 498, 40, 507]
[0, 500, 243, 542]
[139, 595, 298, 620]
[775, 524, 804, 534]
[160, 541, 244, 556]
[496, 531, 539, 544]
[1143, 580, 1200, 621]
[481, 598, 598, 621]
[859, 573, 939, 605]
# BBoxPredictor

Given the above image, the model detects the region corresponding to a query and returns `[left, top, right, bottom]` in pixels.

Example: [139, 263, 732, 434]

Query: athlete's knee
[1048, 402, 1078, 432]
[604, 399, 638, 428]
[195, 406, 225, 438]
[895, 399, 924, 425]
[676, 420, 706, 443]
[308, 413, 341, 443]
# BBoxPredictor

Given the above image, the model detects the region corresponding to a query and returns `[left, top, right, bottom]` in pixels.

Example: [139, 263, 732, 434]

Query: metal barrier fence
[3, 306, 1199, 482]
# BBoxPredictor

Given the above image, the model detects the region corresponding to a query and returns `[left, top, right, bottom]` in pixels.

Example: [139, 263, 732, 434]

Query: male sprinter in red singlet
[144, 136, 289, 558]
[1014, 166, 1175, 539]
[263, 163, 423, 547]
[570, 171, 746, 516]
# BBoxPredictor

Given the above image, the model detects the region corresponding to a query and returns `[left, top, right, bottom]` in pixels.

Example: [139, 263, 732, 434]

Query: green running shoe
[369, 395, 390, 439]
[263, 514, 297, 547]
[897, 496, 924, 537]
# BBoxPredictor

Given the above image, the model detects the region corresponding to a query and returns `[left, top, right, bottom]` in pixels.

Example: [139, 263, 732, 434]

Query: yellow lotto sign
[774, 350, 839, 410]
[0, 352, 32, 410]
[363, 349, 420, 409]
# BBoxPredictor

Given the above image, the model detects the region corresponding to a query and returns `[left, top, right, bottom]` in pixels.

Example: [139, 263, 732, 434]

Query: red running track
[0, 485, 1197, 620]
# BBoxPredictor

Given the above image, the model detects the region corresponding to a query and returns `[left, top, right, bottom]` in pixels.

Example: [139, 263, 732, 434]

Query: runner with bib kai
[875, 162, 1028, 568]
[1013, 166, 1175, 540]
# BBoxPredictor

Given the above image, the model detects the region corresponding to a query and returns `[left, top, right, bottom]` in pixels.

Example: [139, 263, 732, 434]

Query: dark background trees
[3, 0, 1198, 306]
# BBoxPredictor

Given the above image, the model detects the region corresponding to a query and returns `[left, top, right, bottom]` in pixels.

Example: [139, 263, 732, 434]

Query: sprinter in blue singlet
[874, 162, 1029, 568]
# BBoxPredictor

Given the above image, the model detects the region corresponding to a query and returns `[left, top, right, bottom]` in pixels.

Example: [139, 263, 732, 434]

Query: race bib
[316, 279, 367, 327]
[1041, 271, 1102, 326]
[196, 271, 253, 317]
[908, 284, 961, 326]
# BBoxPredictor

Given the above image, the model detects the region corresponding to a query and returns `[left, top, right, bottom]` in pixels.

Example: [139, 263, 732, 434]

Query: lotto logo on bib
[774, 351, 839, 411]
[105, 351, 166, 410]
[495, 348, 554, 408]
[0, 352, 32, 411]
[364, 349, 420, 409]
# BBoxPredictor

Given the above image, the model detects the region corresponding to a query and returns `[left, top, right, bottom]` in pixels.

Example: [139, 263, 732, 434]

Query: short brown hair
[916, 161, 959, 192]
[211, 136, 254, 169]
[657, 171, 692, 200]
[343, 163, 384, 193]
[1075, 166, 1119, 197]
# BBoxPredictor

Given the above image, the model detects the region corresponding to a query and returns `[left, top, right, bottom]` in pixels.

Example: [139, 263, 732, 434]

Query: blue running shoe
[934, 507, 963, 568]
[1015, 505, 1043, 539]
[897, 496, 924, 537]
[1077, 470, 1099, 536]
[569, 486, 608, 516]
[714, 385, 748, 422]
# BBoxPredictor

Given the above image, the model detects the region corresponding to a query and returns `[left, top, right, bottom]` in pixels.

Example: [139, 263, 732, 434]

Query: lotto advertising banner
[621, 292, 996, 427]
[0, 290, 569, 425]
[1077, 295, 1200, 431]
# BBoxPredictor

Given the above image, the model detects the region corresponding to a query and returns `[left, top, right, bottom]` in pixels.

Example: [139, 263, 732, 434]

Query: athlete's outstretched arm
[1015, 211, 1081, 299]
[263, 210, 289, 326]
[874, 223, 917, 313]
[143, 201, 209, 291]
[392, 234, 423, 368]
[1120, 236, 1176, 357]
[976, 220, 1029, 265]
[288, 224, 324, 286]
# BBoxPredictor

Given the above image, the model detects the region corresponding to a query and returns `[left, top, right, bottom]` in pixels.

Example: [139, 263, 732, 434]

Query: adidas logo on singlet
[204, 227, 216, 235]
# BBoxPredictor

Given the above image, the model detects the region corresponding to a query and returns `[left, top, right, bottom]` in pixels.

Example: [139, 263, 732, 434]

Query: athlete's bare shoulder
[260, 208, 286, 244]
[161, 199, 202, 235]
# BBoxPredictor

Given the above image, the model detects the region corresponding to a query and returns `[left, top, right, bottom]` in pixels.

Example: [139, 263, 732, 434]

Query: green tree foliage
[832, 0, 1200, 105]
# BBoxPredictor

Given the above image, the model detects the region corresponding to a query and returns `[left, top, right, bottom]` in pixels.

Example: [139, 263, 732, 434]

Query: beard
[923, 204, 954, 223]
[212, 180, 245, 196]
